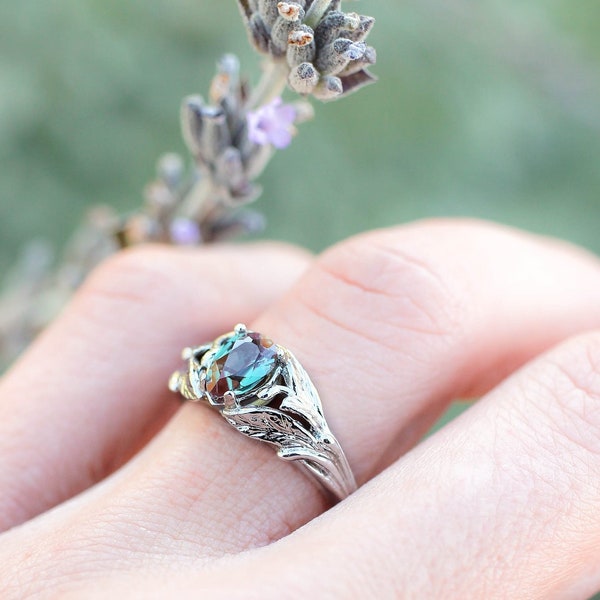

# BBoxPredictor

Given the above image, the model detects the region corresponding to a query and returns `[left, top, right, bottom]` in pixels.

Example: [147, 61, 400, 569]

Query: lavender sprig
[0, 0, 376, 370]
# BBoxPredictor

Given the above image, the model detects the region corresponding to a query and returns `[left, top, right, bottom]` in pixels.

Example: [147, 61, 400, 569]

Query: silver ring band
[169, 324, 357, 502]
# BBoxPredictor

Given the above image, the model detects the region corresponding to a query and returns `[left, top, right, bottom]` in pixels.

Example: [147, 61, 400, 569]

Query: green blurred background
[1, 0, 599, 276]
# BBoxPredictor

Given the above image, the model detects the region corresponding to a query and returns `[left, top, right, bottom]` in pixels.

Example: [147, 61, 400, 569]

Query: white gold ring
[169, 324, 356, 502]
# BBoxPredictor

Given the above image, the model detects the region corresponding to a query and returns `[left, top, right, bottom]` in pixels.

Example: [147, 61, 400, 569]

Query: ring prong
[234, 323, 248, 336]
[168, 371, 182, 393]
[181, 347, 194, 361]
[224, 390, 237, 410]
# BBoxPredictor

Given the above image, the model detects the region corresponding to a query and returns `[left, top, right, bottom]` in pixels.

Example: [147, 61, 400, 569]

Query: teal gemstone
[204, 331, 277, 401]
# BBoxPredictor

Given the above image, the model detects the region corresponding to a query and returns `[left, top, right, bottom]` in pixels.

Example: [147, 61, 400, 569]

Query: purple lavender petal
[275, 104, 297, 125]
[269, 127, 293, 149]
[247, 110, 270, 145]
[246, 97, 296, 149]
[170, 217, 202, 245]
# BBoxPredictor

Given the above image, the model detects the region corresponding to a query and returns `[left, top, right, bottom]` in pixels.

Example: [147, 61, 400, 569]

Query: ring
[168, 323, 357, 502]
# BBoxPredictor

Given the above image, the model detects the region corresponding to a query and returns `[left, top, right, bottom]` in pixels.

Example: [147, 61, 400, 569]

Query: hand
[1, 219, 600, 599]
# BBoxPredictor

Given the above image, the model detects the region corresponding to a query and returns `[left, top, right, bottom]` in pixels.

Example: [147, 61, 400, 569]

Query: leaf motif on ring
[223, 406, 318, 451]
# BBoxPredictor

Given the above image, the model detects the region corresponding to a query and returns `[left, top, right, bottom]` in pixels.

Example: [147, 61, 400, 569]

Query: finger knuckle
[75, 246, 179, 323]
[295, 222, 467, 361]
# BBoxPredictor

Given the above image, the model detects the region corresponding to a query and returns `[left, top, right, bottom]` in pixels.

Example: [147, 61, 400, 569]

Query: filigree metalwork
[169, 325, 356, 502]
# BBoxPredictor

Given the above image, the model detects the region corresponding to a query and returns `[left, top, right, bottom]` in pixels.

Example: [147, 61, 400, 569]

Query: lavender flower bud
[181, 95, 206, 158]
[214, 146, 248, 197]
[344, 14, 375, 43]
[248, 13, 271, 54]
[314, 10, 360, 48]
[198, 106, 231, 163]
[270, 9, 306, 55]
[258, 0, 280, 28]
[339, 45, 376, 77]
[157, 153, 184, 190]
[181, 94, 236, 168]
[210, 54, 241, 104]
[277, 2, 304, 21]
[288, 62, 320, 94]
[316, 38, 366, 75]
[287, 26, 316, 66]
[313, 74, 343, 100]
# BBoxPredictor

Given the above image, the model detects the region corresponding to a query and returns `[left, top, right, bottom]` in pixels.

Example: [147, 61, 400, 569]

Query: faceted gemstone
[204, 331, 277, 401]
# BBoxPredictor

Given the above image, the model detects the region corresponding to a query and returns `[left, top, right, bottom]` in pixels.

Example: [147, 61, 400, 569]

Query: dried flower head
[237, 0, 377, 100]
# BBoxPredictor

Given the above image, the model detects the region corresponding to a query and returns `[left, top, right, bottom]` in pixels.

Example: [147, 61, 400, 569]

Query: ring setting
[169, 324, 357, 502]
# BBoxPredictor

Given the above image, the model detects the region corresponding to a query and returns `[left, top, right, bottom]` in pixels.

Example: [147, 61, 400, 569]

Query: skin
[1, 219, 600, 599]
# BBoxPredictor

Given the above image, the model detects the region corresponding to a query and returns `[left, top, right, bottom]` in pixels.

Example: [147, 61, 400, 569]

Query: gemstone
[204, 331, 277, 401]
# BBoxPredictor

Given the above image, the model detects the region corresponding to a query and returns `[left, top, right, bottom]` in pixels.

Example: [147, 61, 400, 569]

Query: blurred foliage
[1, 0, 599, 275]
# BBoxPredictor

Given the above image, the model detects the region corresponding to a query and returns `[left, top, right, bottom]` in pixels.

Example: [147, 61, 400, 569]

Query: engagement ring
[169, 324, 356, 502]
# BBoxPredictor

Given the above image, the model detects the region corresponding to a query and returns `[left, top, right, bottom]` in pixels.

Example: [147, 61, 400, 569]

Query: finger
[0, 243, 310, 531]
[16, 337, 600, 600]
[23, 218, 600, 567]
[217, 330, 600, 600]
